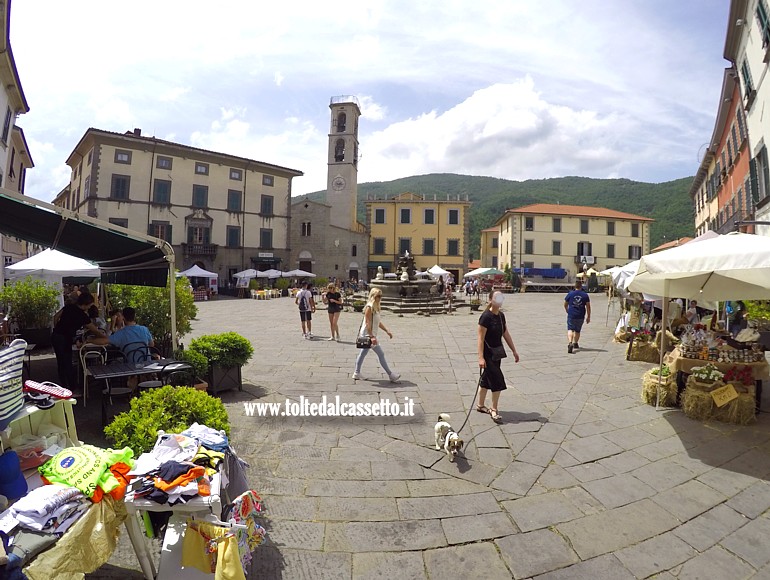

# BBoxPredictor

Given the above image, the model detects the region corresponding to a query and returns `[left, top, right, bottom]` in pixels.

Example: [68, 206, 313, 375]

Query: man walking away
[564, 280, 591, 353]
[295, 282, 316, 339]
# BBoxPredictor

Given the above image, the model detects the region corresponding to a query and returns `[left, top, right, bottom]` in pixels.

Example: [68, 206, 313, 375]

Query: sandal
[489, 409, 503, 423]
[476, 405, 490, 414]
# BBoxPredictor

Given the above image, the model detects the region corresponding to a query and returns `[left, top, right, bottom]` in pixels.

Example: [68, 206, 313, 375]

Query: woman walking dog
[477, 291, 519, 423]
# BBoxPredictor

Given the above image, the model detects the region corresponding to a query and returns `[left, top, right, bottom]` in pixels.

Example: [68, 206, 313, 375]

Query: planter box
[193, 379, 209, 392]
[207, 364, 242, 394]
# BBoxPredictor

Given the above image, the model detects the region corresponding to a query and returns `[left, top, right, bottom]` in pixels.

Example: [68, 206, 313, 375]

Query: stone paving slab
[671, 503, 748, 552]
[534, 554, 636, 580]
[581, 472, 657, 508]
[441, 511, 517, 544]
[496, 528, 579, 579]
[630, 455, 702, 493]
[675, 545, 755, 579]
[651, 479, 728, 522]
[352, 551, 427, 580]
[305, 479, 409, 498]
[615, 531, 697, 578]
[423, 543, 512, 580]
[719, 515, 770, 569]
[324, 520, 447, 552]
[502, 491, 585, 532]
[316, 497, 400, 522]
[396, 492, 500, 519]
[556, 499, 680, 560]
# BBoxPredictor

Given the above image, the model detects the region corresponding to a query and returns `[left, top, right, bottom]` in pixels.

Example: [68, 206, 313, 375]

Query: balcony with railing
[182, 243, 218, 256]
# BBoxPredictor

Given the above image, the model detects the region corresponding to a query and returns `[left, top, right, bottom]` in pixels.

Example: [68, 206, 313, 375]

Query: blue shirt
[108, 324, 153, 359]
[565, 289, 590, 319]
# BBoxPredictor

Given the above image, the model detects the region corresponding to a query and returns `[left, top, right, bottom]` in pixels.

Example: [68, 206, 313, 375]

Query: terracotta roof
[505, 203, 654, 222]
[481, 227, 498, 232]
[651, 237, 693, 253]
[467, 260, 480, 269]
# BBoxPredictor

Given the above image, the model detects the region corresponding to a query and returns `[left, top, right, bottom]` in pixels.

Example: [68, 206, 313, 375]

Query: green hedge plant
[188, 332, 254, 368]
[174, 348, 209, 379]
[104, 386, 230, 454]
[0, 276, 61, 329]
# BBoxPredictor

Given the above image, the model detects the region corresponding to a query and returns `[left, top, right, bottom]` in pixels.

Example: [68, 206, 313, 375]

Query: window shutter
[166, 224, 173, 243]
[187, 227, 194, 244]
[750, 157, 759, 203]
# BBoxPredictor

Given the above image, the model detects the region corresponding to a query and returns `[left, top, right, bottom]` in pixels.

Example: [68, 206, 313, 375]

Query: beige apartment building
[493, 203, 653, 277]
[54, 128, 303, 283]
[365, 191, 471, 281]
[479, 227, 499, 268]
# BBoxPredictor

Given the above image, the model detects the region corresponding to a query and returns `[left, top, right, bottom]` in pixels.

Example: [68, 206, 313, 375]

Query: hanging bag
[484, 312, 507, 361]
[0, 339, 27, 430]
[355, 308, 372, 349]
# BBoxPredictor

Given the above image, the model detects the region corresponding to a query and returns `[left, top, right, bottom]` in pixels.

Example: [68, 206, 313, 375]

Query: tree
[107, 277, 197, 354]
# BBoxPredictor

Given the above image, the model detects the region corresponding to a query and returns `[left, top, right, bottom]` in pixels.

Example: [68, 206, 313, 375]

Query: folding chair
[79, 343, 106, 407]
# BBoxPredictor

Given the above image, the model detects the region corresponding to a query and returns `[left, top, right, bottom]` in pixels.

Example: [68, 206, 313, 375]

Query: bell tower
[326, 96, 361, 230]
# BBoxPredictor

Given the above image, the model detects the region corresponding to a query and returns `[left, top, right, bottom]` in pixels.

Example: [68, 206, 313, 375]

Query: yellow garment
[182, 519, 246, 580]
[23, 496, 127, 580]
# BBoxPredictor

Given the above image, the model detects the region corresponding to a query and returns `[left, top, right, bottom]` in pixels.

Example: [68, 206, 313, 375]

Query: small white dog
[434, 413, 464, 461]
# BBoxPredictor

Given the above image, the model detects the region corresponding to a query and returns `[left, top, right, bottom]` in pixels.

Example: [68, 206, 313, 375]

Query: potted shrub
[352, 300, 366, 312]
[469, 298, 482, 311]
[104, 386, 230, 454]
[275, 278, 290, 297]
[188, 332, 254, 394]
[0, 276, 60, 347]
[174, 348, 210, 391]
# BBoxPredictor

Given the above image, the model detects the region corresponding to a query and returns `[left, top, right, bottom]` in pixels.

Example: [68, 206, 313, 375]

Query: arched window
[337, 112, 346, 132]
[335, 139, 345, 162]
[301, 222, 312, 237]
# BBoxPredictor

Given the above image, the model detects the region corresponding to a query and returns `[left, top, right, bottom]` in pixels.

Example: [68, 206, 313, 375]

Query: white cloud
[9, 0, 729, 201]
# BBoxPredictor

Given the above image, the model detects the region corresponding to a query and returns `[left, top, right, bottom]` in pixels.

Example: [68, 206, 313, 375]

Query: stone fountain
[370, 251, 435, 301]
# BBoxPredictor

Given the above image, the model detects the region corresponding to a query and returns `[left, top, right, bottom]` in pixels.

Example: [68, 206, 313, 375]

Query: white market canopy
[428, 265, 450, 277]
[178, 265, 218, 279]
[233, 269, 257, 279]
[465, 267, 504, 277]
[258, 268, 285, 279]
[6, 249, 100, 284]
[284, 269, 316, 278]
[627, 232, 770, 302]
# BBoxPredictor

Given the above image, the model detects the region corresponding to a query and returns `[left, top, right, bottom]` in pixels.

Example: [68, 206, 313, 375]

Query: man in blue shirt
[88, 306, 154, 360]
[564, 280, 591, 354]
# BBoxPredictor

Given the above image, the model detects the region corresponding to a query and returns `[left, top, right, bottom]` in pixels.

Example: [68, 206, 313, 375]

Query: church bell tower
[326, 96, 361, 230]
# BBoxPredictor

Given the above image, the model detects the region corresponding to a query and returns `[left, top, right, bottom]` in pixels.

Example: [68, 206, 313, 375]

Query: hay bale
[682, 385, 756, 425]
[713, 393, 756, 425]
[654, 329, 679, 351]
[682, 387, 715, 421]
[628, 340, 661, 363]
[641, 369, 677, 407]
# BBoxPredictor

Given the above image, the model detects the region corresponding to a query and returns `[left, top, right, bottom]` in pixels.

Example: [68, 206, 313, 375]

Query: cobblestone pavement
[89, 292, 770, 579]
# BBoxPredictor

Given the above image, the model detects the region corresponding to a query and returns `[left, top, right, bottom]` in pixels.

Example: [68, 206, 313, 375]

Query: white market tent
[178, 265, 218, 280]
[428, 265, 450, 277]
[284, 269, 316, 278]
[6, 249, 100, 286]
[233, 269, 257, 280]
[466, 267, 504, 277]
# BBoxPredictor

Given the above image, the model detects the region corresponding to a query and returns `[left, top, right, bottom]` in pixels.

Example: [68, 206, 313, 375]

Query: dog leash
[455, 370, 483, 435]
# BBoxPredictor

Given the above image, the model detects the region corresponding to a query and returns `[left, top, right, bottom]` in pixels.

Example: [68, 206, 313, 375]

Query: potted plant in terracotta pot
[352, 300, 366, 313]
[188, 332, 254, 394]
[469, 297, 482, 311]
[0, 277, 60, 347]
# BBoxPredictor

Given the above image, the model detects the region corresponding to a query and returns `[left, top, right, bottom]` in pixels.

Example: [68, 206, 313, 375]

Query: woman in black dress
[477, 291, 519, 423]
[51, 292, 101, 389]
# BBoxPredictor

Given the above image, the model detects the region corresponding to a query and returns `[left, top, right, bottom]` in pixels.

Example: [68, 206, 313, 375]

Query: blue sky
[12, 0, 729, 202]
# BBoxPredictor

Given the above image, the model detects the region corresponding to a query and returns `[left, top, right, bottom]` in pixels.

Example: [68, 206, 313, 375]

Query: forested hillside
[299, 174, 695, 259]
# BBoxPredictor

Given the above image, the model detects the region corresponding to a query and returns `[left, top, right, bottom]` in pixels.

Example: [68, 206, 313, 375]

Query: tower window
[335, 139, 345, 162]
[301, 222, 312, 237]
[337, 112, 346, 132]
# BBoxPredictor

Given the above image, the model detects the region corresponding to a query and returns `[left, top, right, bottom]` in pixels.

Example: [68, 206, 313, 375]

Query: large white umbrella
[233, 269, 257, 279]
[284, 269, 316, 278]
[178, 265, 218, 279]
[627, 232, 770, 301]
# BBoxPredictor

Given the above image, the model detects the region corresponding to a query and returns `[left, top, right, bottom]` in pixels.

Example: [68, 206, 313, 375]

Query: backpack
[298, 293, 308, 311]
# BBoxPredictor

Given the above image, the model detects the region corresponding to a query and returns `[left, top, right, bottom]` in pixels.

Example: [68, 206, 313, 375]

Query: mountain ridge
[298, 173, 695, 259]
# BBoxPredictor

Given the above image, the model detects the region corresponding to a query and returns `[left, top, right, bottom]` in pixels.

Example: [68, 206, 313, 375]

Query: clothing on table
[223, 490, 266, 568]
[193, 448, 225, 472]
[14, 498, 88, 535]
[181, 519, 246, 580]
[154, 461, 208, 494]
[479, 309, 507, 392]
[39, 445, 134, 501]
[182, 423, 229, 453]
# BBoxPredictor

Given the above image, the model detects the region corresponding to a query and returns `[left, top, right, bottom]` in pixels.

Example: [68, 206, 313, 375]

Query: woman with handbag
[477, 291, 519, 423]
[352, 288, 400, 383]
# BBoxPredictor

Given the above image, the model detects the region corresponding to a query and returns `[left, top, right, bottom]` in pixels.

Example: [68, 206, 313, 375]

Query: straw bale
[682, 386, 756, 425]
[628, 340, 660, 363]
[641, 369, 677, 407]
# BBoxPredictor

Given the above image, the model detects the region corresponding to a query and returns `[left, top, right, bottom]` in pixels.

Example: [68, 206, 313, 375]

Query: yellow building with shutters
[365, 192, 471, 282]
[493, 203, 653, 278]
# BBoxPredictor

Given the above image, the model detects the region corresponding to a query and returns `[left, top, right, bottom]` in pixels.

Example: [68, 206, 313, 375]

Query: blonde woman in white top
[352, 288, 400, 382]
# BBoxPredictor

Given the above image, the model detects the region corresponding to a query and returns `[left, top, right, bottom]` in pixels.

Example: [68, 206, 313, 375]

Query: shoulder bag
[356, 308, 372, 349]
[484, 312, 507, 361]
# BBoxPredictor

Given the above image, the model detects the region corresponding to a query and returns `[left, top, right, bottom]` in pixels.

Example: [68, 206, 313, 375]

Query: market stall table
[666, 347, 770, 411]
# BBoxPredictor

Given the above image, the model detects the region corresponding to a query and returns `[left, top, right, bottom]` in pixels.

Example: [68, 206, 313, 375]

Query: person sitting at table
[87, 307, 157, 361]
[685, 300, 700, 325]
